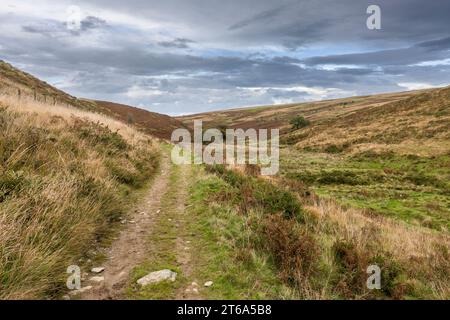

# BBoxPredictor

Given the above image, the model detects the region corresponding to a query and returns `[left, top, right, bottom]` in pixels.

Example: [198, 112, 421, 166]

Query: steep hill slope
[0, 93, 160, 299]
[0, 60, 101, 112]
[0, 60, 185, 140]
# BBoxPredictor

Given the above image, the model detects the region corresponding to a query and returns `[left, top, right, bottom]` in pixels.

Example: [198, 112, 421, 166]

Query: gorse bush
[0, 102, 159, 299]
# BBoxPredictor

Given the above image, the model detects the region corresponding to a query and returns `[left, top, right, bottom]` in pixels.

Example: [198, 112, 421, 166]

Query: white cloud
[397, 82, 435, 90]
[271, 97, 294, 105]
[126, 85, 165, 98]
[240, 86, 355, 101]
[410, 58, 450, 67]
[316, 64, 362, 71]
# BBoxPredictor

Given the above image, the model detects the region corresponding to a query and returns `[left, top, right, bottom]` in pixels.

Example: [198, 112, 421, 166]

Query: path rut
[81, 154, 172, 300]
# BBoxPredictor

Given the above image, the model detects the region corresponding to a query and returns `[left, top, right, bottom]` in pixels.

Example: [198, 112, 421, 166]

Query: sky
[1, 0, 449, 115]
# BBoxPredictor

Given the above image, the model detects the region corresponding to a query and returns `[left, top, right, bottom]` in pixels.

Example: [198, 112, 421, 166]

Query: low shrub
[289, 115, 310, 130]
[317, 170, 366, 186]
[324, 144, 349, 154]
[262, 214, 318, 285]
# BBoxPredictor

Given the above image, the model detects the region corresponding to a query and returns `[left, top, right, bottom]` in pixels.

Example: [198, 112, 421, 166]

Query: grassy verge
[185, 166, 293, 299]
[0, 100, 159, 299]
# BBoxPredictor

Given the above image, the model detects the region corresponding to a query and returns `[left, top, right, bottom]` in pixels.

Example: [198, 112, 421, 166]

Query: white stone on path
[68, 286, 93, 296]
[137, 269, 177, 286]
[91, 267, 105, 273]
[204, 281, 213, 287]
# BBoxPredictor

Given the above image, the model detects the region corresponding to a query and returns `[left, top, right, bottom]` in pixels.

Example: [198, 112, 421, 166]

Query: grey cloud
[22, 16, 106, 37]
[335, 68, 375, 76]
[80, 16, 107, 31]
[304, 36, 450, 67]
[228, 5, 287, 31]
[158, 38, 195, 49]
[416, 37, 450, 50]
[74, 0, 450, 49]
[22, 20, 66, 36]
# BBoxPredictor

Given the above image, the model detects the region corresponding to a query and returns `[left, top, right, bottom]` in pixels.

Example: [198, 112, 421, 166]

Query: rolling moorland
[0, 61, 449, 299]
[179, 87, 450, 231]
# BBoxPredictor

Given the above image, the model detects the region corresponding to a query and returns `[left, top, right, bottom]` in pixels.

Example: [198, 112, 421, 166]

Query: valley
[0, 61, 449, 300]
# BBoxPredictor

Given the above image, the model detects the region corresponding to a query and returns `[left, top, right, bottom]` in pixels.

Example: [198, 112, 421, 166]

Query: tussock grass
[0, 95, 159, 299]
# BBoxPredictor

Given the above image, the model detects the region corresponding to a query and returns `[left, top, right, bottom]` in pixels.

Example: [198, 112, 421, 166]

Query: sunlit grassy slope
[0, 94, 160, 299]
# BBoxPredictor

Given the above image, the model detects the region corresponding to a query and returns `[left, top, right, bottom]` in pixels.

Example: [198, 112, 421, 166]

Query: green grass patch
[280, 148, 450, 231]
[185, 168, 294, 299]
[126, 163, 186, 299]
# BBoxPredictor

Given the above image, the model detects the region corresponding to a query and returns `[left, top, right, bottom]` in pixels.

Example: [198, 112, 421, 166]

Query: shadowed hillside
[94, 100, 186, 140]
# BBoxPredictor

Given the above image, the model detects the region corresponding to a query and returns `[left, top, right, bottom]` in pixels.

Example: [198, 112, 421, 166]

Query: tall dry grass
[0, 94, 148, 145]
[304, 199, 450, 299]
[0, 94, 160, 299]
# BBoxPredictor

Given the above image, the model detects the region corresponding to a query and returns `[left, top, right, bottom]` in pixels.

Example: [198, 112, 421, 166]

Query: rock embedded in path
[137, 269, 177, 286]
[204, 281, 213, 287]
[90, 276, 105, 283]
[68, 286, 93, 296]
[91, 267, 105, 273]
